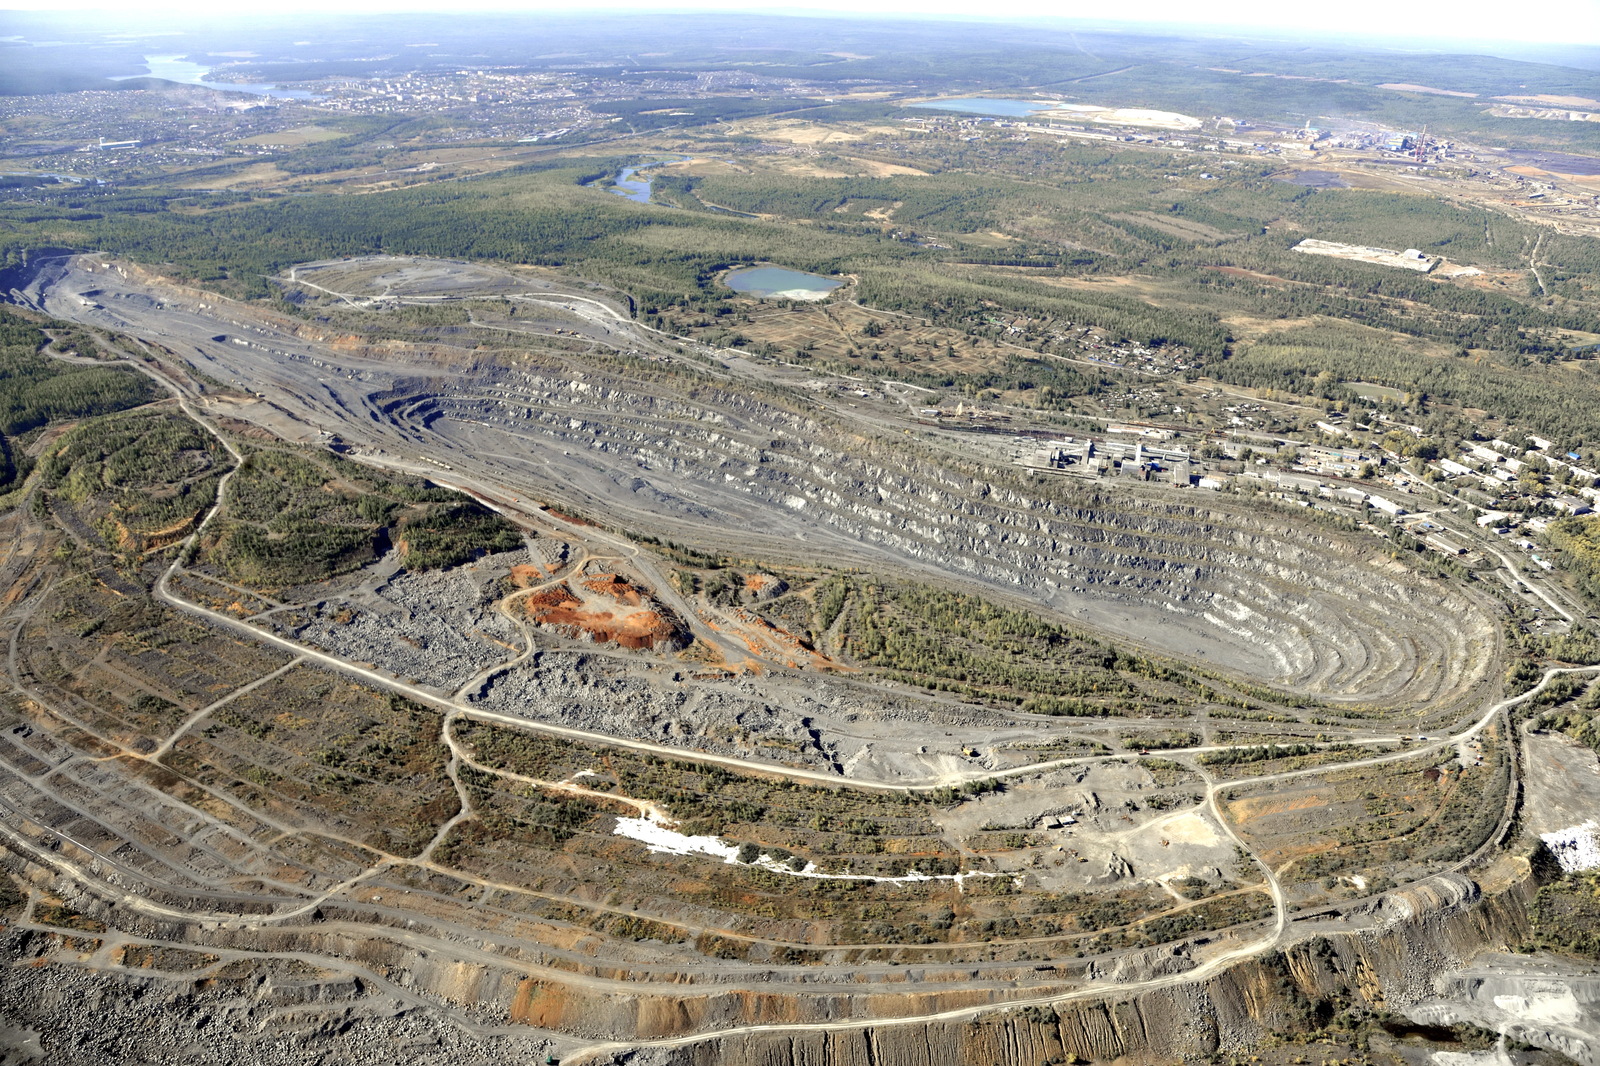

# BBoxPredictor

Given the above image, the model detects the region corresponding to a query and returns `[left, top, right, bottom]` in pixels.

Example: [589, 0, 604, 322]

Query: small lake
[608, 165, 655, 203]
[594, 156, 689, 204]
[111, 55, 320, 100]
[909, 98, 1057, 118]
[724, 266, 842, 301]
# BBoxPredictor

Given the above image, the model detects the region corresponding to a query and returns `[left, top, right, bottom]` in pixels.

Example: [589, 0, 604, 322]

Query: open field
[230, 125, 345, 147]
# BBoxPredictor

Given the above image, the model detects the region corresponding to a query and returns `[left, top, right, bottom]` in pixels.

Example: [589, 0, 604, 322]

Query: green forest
[0, 307, 158, 493]
[816, 576, 1205, 717]
[37, 408, 227, 550]
[198, 449, 522, 589]
[1547, 516, 1600, 605]
[2, 60, 1600, 448]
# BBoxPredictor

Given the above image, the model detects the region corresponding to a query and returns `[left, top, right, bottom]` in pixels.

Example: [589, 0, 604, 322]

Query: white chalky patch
[613, 815, 1001, 888]
[1540, 820, 1600, 872]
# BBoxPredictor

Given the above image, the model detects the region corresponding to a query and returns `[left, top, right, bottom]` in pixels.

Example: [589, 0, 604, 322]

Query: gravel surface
[274, 550, 528, 693]
[0, 929, 552, 1066]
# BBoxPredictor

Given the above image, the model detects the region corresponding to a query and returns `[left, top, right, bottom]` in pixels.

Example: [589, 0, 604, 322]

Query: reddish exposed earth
[518, 574, 688, 650]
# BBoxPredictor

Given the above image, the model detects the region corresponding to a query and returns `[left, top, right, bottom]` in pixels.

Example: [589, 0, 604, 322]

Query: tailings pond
[909, 98, 1059, 117]
[724, 266, 842, 301]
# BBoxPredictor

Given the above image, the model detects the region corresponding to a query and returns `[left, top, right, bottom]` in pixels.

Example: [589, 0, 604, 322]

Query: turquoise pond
[908, 98, 1054, 117]
[724, 267, 841, 300]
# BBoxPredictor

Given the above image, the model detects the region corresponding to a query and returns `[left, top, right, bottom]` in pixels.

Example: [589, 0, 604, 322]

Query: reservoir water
[909, 98, 1056, 118]
[724, 267, 842, 301]
[608, 165, 655, 203]
[593, 156, 689, 204]
[111, 56, 320, 100]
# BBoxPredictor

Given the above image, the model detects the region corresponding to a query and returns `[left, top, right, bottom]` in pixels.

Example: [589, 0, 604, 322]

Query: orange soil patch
[509, 977, 576, 1027]
[108, 510, 196, 553]
[1228, 792, 1327, 822]
[716, 606, 845, 672]
[508, 564, 544, 588]
[520, 582, 684, 650]
[743, 573, 786, 597]
[581, 572, 645, 605]
[132, 513, 198, 551]
[729, 607, 804, 652]
[636, 995, 703, 1038]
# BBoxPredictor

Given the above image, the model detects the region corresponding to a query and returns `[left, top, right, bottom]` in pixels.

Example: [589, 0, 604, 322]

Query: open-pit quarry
[0, 253, 1596, 1066]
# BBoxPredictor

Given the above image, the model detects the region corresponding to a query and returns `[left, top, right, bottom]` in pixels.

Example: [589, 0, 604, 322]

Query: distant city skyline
[0, 1, 1597, 48]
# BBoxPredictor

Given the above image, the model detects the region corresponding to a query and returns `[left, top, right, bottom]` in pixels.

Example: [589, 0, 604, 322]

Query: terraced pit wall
[595, 872, 1540, 1066]
[376, 362, 1497, 708]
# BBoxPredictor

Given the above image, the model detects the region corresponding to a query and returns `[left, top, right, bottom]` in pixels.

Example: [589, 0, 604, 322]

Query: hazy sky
[1, 0, 1597, 48]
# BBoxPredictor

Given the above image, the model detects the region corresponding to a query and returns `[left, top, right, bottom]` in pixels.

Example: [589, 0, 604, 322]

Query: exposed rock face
[273, 549, 528, 691]
[584, 875, 1564, 1066]
[1410, 962, 1600, 1066]
[0, 854, 1551, 1066]
[605, 991, 1221, 1066]
[0, 933, 557, 1066]
[372, 367, 1495, 706]
[10, 873, 1546, 1066]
